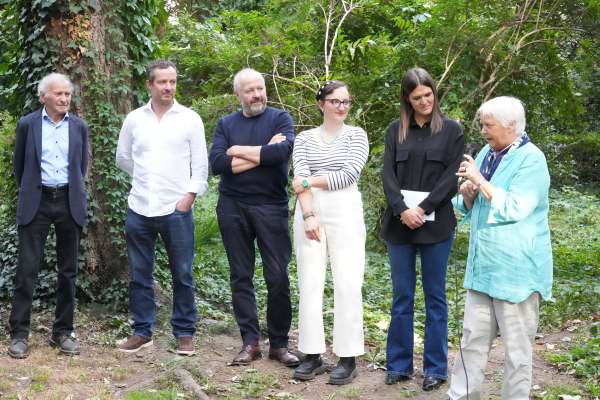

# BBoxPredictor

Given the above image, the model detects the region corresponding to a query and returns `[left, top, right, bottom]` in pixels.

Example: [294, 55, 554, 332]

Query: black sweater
[209, 107, 295, 205]
[380, 117, 464, 244]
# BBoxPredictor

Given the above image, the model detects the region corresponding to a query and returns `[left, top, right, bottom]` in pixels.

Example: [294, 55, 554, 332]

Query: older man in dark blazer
[8, 72, 89, 359]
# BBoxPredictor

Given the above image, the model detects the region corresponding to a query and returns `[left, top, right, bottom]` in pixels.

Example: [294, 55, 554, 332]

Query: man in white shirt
[115, 60, 208, 355]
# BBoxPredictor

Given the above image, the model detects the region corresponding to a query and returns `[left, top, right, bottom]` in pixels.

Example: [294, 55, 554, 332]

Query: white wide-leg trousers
[293, 185, 366, 357]
[448, 290, 539, 400]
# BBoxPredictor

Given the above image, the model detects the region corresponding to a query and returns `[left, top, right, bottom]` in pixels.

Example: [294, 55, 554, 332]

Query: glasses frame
[323, 98, 352, 108]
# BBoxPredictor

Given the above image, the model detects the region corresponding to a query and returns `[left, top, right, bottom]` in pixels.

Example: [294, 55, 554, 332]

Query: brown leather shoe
[268, 347, 300, 367]
[117, 335, 153, 353]
[231, 344, 261, 365]
[176, 336, 196, 356]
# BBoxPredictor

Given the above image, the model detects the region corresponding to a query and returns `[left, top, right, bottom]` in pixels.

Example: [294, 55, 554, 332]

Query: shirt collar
[492, 132, 529, 157]
[409, 114, 430, 128]
[144, 99, 182, 115]
[42, 107, 69, 123]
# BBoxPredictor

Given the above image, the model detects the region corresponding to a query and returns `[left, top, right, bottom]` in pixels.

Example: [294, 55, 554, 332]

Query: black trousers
[216, 194, 292, 348]
[9, 189, 82, 339]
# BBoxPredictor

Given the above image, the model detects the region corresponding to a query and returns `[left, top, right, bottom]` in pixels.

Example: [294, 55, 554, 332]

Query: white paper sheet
[401, 189, 435, 221]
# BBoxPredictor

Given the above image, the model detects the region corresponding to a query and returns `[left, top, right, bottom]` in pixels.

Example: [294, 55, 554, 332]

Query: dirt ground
[0, 310, 584, 400]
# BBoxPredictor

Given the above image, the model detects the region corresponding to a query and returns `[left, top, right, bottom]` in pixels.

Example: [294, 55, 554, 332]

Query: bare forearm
[227, 145, 262, 164]
[231, 157, 259, 174]
[297, 190, 314, 214]
[307, 176, 328, 190]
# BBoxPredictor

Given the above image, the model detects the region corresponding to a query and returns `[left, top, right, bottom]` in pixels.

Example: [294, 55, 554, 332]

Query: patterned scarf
[480, 132, 530, 180]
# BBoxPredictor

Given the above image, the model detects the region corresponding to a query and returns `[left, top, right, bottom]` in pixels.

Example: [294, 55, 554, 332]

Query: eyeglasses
[323, 98, 352, 108]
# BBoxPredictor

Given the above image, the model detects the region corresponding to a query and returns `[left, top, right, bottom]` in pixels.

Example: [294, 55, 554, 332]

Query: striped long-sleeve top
[293, 124, 369, 190]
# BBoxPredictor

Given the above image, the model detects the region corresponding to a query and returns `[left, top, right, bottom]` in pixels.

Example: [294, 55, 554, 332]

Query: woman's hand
[456, 154, 485, 186]
[459, 180, 478, 210]
[292, 176, 308, 194]
[304, 215, 321, 241]
[400, 207, 425, 230]
[457, 154, 494, 201]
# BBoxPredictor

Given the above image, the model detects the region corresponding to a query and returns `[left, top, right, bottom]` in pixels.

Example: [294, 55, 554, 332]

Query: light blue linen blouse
[454, 142, 553, 303]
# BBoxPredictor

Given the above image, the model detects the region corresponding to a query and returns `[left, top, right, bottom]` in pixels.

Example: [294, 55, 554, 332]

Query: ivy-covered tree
[0, 0, 166, 301]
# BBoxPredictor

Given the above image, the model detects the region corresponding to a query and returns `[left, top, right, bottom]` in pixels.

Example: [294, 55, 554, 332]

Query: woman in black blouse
[381, 67, 463, 392]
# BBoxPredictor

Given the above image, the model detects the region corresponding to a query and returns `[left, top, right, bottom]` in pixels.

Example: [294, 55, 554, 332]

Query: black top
[209, 106, 295, 205]
[380, 117, 464, 244]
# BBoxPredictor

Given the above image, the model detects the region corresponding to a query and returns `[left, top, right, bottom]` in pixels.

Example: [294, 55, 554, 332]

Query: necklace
[319, 124, 343, 144]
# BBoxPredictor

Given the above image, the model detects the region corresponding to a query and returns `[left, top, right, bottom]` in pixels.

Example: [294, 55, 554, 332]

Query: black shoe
[293, 354, 326, 381]
[8, 338, 29, 359]
[328, 357, 358, 385]
[385, 374, 410, 385]
[50, 334, 80, 355]
[422, 376, 446, 391]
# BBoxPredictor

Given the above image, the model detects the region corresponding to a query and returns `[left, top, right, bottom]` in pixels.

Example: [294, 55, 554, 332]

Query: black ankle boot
[328, 357, 357, 385]
[293, 354, 326, 380]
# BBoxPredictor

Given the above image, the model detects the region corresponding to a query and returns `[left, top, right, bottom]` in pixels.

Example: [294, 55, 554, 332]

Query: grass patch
[533, 383, 588, 399]
[334, 386, 362, 398]
[543, 323, 600, 397]
[225, 368, 281, 399]
[124, 387, 182, 400]
[394, 388, 419, 399]
[0, 378, 13, 392]
[109, 366, 132, 381]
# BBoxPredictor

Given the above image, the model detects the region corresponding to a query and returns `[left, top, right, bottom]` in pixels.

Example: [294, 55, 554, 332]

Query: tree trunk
[26, 0, 157, 290]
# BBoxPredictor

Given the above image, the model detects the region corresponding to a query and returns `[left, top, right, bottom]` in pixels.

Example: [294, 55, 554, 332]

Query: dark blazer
[380, 117, 464, 244]
[13, 108, 89, 227]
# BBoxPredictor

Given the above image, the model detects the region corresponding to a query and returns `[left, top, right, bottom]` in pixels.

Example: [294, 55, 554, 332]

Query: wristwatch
[302, 178, 310, 189]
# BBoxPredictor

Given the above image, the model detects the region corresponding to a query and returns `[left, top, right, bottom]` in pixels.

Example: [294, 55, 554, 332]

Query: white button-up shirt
[116, 100, 208, 217]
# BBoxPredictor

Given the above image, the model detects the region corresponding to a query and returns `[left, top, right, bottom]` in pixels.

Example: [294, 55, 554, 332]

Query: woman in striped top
[291, 80, 369, 385]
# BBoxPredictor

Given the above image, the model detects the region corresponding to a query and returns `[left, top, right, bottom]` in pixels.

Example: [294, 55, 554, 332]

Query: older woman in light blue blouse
[448, 96, 552, 400]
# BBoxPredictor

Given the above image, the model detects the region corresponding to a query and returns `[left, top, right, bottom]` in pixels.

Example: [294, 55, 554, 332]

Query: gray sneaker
[50, 334, 80, 355]
[8, 338, 29, 359]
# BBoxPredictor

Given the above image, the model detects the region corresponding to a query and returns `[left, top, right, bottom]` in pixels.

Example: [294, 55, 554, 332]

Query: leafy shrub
[0, 111, 17, 226]
[541, 187, 600, 329]
[554, 133, 600, 186]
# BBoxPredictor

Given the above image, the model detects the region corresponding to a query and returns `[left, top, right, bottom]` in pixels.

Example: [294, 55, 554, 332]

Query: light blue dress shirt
[41, 108, 70, 186]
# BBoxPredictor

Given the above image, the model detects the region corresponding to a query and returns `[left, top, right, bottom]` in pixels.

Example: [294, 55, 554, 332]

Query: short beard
[242, 101, 266, 117]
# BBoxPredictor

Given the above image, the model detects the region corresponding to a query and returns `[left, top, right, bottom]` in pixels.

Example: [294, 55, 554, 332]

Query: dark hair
[316, 80, 348, 116]
[146, 59, 177, 82]
[316, 80, 347, 101]
[398, 67, 443, 142]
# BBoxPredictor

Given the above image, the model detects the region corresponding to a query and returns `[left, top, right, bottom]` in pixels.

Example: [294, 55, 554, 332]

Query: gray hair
[146, 59, 177, 82]
[477, 96, 526, 135]
[233, 68, 264, 92]
[37, 73, 73, 97]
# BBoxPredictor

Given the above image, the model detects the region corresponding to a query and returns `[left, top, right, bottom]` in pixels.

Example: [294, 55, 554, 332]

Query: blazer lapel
[68, 117, 77, 169]
[33, 109, 43, 165]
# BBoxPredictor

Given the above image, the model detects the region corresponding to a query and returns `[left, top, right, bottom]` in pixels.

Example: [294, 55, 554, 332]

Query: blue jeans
[125, 208, 196, 338]
[386, 236, 453, 379]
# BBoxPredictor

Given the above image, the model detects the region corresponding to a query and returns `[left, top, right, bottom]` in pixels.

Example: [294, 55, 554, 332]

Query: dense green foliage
[0, 111, 17, 224]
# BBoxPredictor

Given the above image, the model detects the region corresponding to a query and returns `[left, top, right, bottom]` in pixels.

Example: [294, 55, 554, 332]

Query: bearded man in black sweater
[209, 68, 299, 368]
